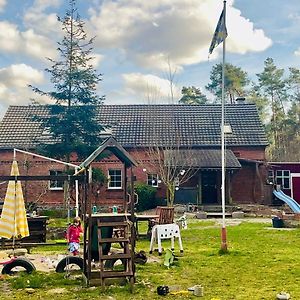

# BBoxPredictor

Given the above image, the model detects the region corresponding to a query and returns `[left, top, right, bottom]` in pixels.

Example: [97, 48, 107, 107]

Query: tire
[55, 256, 84, 273]
[2, 258, 36, 275]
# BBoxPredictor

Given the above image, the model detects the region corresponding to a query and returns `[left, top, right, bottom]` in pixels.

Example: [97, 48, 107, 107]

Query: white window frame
[49, 170, 64, 190]
[267, 170, 274, 184]
[275, 170, 290, 189]
[108, 169, 122, 190]
[147, 174, 159, 187]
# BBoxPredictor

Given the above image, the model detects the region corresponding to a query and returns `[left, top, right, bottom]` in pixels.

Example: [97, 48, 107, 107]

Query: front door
[201, 171, 218, 204]
[291, 175, 300, 204]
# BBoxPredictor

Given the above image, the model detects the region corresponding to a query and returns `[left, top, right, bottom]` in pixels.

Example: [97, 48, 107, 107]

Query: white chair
[149, 223, 183, 256]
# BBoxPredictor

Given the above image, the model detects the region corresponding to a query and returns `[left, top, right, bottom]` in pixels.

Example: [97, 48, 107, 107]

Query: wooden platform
[206, 212, 232, 218]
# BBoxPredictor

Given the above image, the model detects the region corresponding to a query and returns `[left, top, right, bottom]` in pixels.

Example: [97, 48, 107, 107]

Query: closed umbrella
[0, 160, 29, 239]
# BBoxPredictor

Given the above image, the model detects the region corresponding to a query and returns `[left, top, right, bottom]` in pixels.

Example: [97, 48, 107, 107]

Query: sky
[0, 0, 299, 119]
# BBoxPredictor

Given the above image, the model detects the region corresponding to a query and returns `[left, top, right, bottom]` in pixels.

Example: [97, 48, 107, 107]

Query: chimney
[236, 97, 246, 104]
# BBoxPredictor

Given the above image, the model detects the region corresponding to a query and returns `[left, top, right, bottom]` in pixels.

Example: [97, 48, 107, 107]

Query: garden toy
[157, 285, 169, 295]
[163, 249, 175, 268]
[276, 292, 290, 300]
[149, 223, 183, 255]
[1, 257, 36, 274]
[55, 256, 84, 273]
[176, 214, 187, 229]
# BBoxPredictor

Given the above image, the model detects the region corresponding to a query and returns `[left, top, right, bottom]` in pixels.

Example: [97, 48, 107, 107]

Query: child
[66, 217, 83, 256]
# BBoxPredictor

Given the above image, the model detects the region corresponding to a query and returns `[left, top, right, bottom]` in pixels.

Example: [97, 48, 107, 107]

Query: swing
[1, 257, 36, 274]
[56, 179, 84, 277]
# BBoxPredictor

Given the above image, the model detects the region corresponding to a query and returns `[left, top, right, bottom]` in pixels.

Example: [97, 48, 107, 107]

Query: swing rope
[65, 179, 71, 278]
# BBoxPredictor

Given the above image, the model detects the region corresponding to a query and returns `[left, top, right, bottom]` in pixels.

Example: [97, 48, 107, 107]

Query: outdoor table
[23, 216, 49, 243]
[134, 214, 159, 238]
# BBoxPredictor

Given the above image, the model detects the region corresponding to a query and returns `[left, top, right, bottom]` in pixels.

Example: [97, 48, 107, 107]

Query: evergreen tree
[284, 67, 300, 161]
[256, 58, 288, 160]
[179, 86, 208, 105]
[206, 63, 249, 103]
[247, 85, 269, 122]
[30, 0, 104, 160]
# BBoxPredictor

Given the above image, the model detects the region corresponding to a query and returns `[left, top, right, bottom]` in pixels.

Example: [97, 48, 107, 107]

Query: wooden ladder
[97, 218, 135, 287]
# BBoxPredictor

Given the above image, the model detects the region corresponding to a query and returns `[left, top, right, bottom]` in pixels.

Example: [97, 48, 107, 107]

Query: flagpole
[221, 0, 227, 251]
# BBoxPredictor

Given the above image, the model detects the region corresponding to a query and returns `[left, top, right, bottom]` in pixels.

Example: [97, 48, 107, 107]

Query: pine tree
[206, 63, 249, 103]
[30, 0, 104, 160]
[256, 58, 289, 160]
[179, 86, 208, 105]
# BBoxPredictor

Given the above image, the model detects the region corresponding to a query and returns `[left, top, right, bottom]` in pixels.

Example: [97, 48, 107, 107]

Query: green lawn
[1, 219, 300, 299]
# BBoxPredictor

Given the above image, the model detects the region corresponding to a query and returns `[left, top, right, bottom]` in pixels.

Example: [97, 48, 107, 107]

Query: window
[276, 170, 290, 189]
[267, 170, 274, 184]
[147, 174, 158, 187]
[49, 170, 63, 190]
[108, 169, 122, 189]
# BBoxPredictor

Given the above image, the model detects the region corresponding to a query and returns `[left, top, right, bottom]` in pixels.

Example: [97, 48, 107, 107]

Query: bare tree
[143, 61, 198, 206]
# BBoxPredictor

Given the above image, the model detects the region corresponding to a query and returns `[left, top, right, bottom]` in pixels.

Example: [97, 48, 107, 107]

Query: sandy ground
[0, 251, 68, 273]
[0, 251, 161, 273]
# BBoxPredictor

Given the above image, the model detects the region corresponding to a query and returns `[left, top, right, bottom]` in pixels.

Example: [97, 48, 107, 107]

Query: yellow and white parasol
[0, 160, 29, 239]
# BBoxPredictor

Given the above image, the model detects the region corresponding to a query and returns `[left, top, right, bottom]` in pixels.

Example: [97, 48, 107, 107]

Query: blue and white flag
[209, 9, 227, 55]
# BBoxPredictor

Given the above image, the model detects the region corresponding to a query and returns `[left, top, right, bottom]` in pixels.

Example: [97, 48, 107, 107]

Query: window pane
[268, 170, 274, 183]
[49, 170, 63, 189]
[284, 178, 290, 189]
[276, 178, 283, 186]
[283, 171, 290, 177]
[147, 174, 158, 187]
[108, 169, 122, 188]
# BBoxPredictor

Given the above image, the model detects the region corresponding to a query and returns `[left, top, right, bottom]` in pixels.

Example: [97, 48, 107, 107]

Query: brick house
[0, 103, 271, 209]
[269, 162, 300, 205]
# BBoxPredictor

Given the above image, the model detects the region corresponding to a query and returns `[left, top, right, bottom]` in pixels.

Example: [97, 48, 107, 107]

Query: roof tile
[0, 104, 268, 149]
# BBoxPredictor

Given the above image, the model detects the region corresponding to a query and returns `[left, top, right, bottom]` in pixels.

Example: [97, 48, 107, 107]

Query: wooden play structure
[0, 136, 138, 288]
[77, 136, 138, 287]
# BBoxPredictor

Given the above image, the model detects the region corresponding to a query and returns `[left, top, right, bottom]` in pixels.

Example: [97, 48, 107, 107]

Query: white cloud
[88, 0, 272, 70]
[122, 72, 181, 103]
[295, 47, 300, 56]
[0, 21, 57, 60]
[90, 53, 104, 68]
[0, 64, 44, 88]
[0, 0, 6, 12]
[0, 64, 51, 110]
[22, 29, 57, 59]
[0, 22, 21, 52]
[226, 6, 272, 54]
[23, 0, 61, 37]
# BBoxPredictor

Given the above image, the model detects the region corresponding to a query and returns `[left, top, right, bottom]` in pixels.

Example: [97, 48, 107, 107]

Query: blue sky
[0, 0, 299, 118]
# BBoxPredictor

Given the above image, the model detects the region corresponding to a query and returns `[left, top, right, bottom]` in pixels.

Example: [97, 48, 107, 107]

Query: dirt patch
[0, 252, 67, 273]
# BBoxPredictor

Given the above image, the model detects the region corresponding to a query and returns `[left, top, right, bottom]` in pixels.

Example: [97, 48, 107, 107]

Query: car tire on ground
[55, 256, 84, 273]
[1, 257, 36, 275]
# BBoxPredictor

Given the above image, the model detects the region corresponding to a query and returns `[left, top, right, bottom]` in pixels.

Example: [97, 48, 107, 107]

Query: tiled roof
[0, 104, 268, 149]
[164, 149, 241, 169]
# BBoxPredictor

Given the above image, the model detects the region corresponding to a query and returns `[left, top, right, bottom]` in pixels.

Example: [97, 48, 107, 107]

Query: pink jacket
[67, 225, 83, 243]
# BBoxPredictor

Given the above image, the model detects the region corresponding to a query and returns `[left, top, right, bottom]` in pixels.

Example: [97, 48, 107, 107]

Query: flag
[0, 160, 29, 239]
[209, 8, 227, 55]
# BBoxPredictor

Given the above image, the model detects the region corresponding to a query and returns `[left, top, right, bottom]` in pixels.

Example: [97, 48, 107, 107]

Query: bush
[40, 209, 68, 218]
[134, 182, 158, 212]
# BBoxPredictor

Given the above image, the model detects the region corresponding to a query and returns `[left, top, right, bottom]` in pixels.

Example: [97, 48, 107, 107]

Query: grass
[47, 218, 69, 228]
[1, 218, 300, 299]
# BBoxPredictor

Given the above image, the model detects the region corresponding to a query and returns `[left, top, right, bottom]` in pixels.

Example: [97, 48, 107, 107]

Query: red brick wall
[231, 161, 269, 204]
[231, 146, 266, 161]
[0, 146, 268, 208]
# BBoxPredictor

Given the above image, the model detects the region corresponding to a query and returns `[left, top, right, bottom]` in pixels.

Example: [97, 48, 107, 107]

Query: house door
[175, 187, 198, 205]
[201, 171, 218, 204]
[291, 175, 300, 204]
